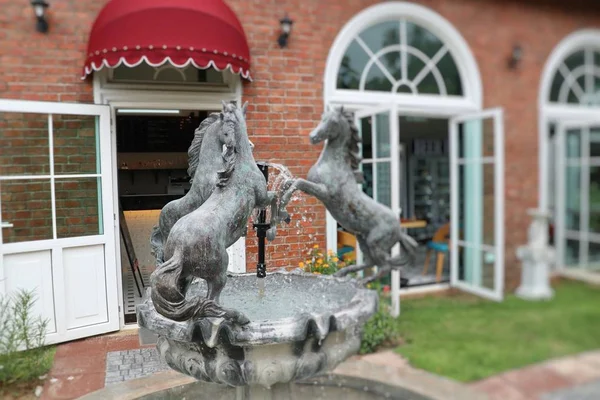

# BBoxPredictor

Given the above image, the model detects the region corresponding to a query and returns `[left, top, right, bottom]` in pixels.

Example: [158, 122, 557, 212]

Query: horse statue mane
[341, 109, 362, 172]
[216, 101, 247, 188]
[188, 112, 220, 180]
[217, 145, 236, 188]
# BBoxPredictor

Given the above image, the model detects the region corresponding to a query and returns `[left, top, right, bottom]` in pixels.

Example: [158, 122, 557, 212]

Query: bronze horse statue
[150, 112, 225, 265]
[150, 101, 278, 324]
[278, 107, 418, 284]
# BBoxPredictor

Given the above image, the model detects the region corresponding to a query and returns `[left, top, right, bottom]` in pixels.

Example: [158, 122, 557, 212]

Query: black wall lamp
[508, 44, 523, 69]
[31, 0, 50, 33]
[278, 14, 294, 48]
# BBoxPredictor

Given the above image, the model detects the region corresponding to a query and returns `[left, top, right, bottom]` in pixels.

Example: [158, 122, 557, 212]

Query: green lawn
[395, 280, 600, 382]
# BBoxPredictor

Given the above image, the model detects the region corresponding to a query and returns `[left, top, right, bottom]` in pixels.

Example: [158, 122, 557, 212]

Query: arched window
[336, 20, 462, 96]
[548, 47, 600, 106]
[324, 2, 481, 109]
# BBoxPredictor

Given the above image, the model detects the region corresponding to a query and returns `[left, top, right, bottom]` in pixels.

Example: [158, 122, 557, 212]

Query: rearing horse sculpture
[150, 112, 225, 265]
[278, 108, 418, 284]
[150, 101, 279, 324]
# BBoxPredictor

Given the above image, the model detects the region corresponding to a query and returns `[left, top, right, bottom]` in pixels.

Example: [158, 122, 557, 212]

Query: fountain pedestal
[515, 209, 555, 300]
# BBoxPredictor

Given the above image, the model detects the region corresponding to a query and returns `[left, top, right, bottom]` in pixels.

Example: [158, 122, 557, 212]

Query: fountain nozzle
[254, 162, 270, 279]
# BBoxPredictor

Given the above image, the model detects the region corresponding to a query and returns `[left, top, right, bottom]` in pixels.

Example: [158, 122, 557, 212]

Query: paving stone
[578, 352, 600, 368]
[104, 347, 171, 385]
[548, 355, 600, 384]
[359, 350, 410, 370]
[501, 366, 573, 398]
[469, 376, 530, 400]
[541, 379, 600, 400]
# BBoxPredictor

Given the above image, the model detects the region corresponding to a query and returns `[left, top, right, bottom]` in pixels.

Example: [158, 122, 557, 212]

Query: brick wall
[2, 0, 600, 289]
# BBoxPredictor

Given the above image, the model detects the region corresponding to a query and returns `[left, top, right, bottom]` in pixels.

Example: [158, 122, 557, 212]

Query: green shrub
[359, 300, 400, 355]
[0, 290, 55, 384]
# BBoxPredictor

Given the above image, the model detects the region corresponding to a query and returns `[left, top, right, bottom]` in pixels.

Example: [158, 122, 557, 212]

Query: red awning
[82, 0, 251, 80]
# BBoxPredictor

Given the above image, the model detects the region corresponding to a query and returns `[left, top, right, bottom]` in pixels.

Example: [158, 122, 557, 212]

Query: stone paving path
[469, 350, 600, 400]
[40, 329, 600, 400]
[41, 331, 153, 400]
[104, 348, 169, 385]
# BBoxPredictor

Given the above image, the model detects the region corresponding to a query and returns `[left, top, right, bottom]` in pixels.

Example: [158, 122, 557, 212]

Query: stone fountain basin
[137, 270, 379, 388]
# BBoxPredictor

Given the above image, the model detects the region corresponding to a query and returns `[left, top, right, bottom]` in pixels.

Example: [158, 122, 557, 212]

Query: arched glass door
[540, 31, 600, 248]
[556, 122, 600, 270]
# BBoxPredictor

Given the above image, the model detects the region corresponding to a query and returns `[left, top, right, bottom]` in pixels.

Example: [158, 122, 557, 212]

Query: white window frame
[324, 2, 482, 111]
[96, 65, 239, 94]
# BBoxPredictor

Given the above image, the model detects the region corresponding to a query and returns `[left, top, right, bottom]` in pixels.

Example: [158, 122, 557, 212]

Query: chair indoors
[337, 229, 356, 262]
[422, 222, 450, 283]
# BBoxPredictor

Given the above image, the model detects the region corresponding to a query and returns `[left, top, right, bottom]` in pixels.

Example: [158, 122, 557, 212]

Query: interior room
[116, 108, 215, 323]
[398, 116, 451, 287]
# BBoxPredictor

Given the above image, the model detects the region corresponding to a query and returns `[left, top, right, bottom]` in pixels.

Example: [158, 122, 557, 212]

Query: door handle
[1, 222, 13, 228]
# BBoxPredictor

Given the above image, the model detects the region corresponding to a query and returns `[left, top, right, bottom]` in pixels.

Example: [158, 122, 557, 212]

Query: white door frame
[353, 106, 403, 315]
[449, 108, 505, 301]
[0, 99, 119, 344]
[332, 101, 487, 316]
[93, 72, 244, 328]
[325, 102, 480, 256]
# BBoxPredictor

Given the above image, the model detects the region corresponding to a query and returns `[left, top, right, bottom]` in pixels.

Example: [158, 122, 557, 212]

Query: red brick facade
[2, 0, 600, 290]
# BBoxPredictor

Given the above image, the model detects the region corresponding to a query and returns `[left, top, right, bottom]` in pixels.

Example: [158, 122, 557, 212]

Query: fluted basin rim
[137, 269, 379, 348]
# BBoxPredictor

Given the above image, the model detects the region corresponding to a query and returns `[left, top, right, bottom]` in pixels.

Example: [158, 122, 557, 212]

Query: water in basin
[186, 274, 357, 322]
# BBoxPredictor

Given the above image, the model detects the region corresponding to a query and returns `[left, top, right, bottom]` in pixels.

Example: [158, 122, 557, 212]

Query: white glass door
[354, 106, 401, 314]
[450, 108, 504, 301]
[0, 99, 118, 344]
[555, 122, 600, 270]
[354, 106, 399, 213]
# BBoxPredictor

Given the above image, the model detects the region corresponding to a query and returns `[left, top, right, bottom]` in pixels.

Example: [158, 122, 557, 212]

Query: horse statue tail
[150, 251, 237, 322]
[149, 225, 164, 266]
